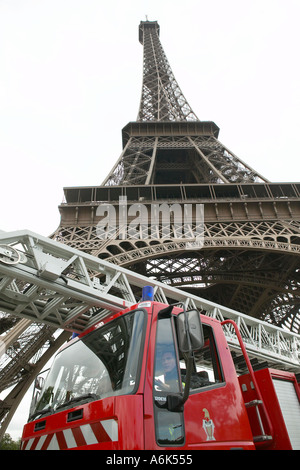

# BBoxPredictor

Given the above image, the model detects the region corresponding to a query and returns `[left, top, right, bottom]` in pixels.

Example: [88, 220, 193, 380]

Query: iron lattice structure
[137, 21, 198, 122]
[0, 20, 300, 438]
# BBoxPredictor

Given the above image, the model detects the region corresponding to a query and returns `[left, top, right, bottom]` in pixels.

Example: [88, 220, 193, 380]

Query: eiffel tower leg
[0, 319, 31, 355]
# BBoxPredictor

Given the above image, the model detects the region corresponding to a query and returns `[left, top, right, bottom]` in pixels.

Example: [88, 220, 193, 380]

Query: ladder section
[0, 230, 299, 372]
[244, 400, 272, 444]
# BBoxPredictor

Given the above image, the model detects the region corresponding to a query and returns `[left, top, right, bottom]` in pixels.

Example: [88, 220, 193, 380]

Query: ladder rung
[245, 400, 263, 408]
[253, 435, 272, 443]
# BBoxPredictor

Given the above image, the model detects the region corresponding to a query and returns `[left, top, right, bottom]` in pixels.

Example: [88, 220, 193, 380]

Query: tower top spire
[139, 20, 160, 44]
[137, 20, 198, 122]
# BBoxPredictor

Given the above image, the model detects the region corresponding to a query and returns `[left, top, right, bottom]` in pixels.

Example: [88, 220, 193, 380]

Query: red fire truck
[21, 298, 300, 450]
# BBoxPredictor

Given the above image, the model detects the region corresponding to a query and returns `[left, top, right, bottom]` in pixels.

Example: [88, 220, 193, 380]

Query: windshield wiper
[29, 405, 54, 421]
[55, 393, 99, 411]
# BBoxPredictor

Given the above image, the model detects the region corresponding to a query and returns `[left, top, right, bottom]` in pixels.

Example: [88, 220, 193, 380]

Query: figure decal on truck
[203, 408, 215, 441]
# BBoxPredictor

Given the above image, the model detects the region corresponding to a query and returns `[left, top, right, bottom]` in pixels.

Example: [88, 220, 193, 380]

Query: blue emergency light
[142, 286, 154, 301]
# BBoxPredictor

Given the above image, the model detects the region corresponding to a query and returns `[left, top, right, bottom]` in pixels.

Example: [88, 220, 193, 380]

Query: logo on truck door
[202, 408, 215, 441]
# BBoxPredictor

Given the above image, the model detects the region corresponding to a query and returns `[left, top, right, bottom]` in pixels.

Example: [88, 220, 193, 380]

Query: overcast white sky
[1, 0, 300, 440]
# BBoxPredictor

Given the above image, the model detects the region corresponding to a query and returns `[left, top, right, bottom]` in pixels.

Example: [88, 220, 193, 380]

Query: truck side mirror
[34, 376, 45, 391]
[176, 309, 204, 353]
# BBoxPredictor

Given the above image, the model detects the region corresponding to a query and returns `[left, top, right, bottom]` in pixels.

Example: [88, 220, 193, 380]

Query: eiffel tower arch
[0, 20, 299, 439]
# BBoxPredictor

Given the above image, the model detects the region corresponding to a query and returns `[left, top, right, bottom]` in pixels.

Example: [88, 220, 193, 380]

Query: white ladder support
[0, 230, 299, 372]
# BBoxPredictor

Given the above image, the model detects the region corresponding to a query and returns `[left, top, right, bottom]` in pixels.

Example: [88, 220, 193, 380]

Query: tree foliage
[0, 433, 21, 450]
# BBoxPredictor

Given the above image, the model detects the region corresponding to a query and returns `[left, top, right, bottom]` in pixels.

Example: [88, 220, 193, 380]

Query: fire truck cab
[21, 300, 300, 450]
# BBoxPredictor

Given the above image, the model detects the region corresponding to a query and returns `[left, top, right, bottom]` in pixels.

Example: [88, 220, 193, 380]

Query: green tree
[0, 433, 21, 450]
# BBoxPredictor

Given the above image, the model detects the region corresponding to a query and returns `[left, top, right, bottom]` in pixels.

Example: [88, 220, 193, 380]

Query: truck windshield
[30, 310, 145, 419]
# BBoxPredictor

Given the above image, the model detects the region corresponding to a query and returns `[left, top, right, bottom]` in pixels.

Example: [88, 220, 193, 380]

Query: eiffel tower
[54, 20, 300, 330]
[0, 20, 299, 439]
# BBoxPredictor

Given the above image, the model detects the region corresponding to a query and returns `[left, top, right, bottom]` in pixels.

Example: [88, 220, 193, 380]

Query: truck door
[178, 320, 254, 449]
[153, 315, 185, 446]
[150, 311, 254, 450]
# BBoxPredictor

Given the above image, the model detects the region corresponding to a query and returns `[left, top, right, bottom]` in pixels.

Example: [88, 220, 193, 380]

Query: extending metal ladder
[0, 229, 299, 373]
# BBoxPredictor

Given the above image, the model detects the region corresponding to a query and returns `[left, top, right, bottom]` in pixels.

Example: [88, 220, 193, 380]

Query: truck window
[179, 324, 224, 391]
[30, 310, 145, 419]
[153, 316, 185, 446]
